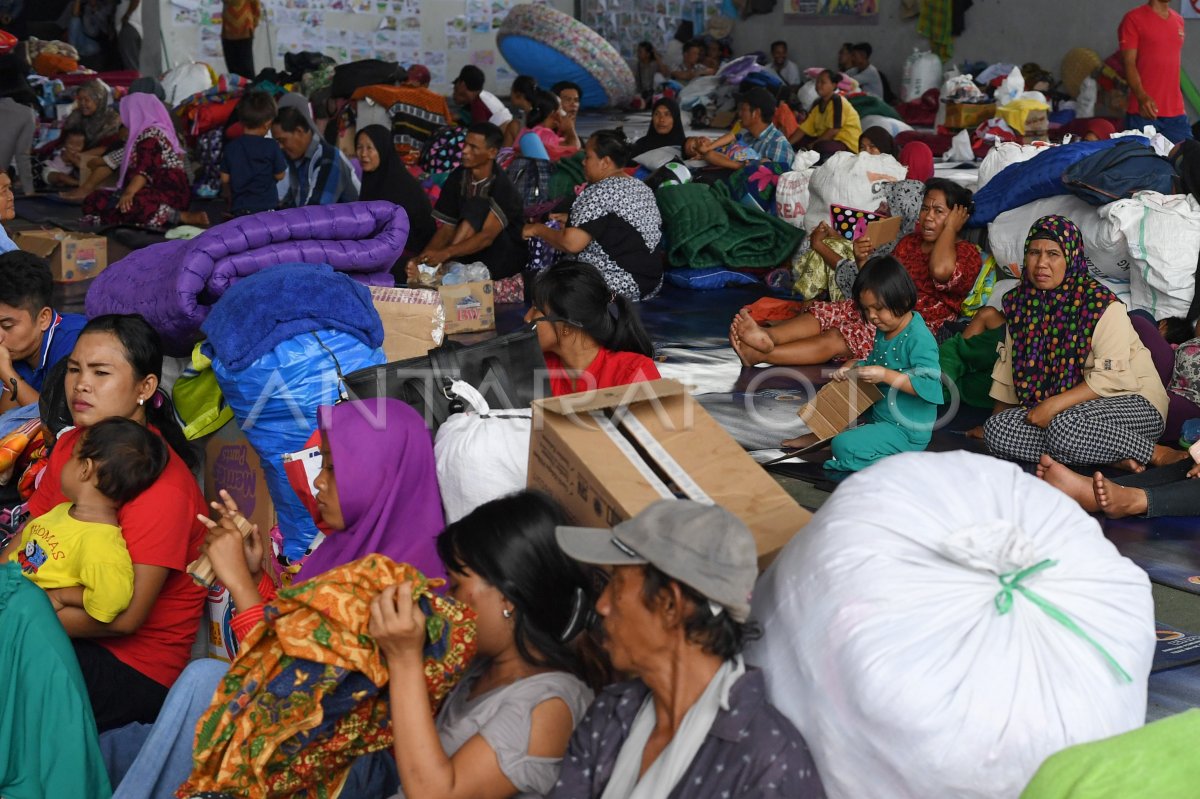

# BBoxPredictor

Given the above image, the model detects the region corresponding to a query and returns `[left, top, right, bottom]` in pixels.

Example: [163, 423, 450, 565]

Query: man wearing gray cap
[550, 500, 825, 799]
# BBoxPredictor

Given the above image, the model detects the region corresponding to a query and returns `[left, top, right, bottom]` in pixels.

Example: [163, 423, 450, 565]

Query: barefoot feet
[729, 308, 774, 367]
[780, 432, 820, 451]
[1112, 458, 1147, 474]
[1092, 472, 1149, 518]
[1036, 454, 1100, 512]
[1150, 444, 1190, 468]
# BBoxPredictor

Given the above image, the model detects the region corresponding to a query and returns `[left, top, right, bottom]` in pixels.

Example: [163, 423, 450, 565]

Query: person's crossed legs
[729, 308, 852, 367]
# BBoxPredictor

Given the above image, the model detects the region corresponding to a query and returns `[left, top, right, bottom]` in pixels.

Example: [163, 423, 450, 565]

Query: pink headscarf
[116, 93, 184, 188]
[899, 141, 935, 182]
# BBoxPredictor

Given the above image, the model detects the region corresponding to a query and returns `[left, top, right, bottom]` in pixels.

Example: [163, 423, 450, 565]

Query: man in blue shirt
[271, 106, 359, 208]
[0, 251, 87, 411]
[695, 87, 795, 170]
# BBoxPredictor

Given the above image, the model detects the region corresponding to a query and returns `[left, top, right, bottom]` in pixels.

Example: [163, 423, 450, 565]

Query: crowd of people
[0, 0, 1197, 796]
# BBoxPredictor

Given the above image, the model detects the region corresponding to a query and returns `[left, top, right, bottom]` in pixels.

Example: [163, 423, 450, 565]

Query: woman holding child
[29, 314, 207, 731]
[732, 178, 981, 366]
[983, 215, 1172, 471]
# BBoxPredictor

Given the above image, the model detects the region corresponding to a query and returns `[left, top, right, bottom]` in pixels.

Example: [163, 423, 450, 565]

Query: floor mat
[1103, 514, 1200, 595]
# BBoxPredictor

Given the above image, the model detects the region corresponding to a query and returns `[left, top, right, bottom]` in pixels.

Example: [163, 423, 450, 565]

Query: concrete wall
[734, 0, 1198, 103]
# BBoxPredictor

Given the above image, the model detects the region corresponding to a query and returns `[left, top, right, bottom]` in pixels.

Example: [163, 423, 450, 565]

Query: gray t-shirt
[393, 662, 594, 799]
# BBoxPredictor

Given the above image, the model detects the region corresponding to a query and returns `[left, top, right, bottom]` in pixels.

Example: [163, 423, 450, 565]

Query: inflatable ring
[497, 4, 635, 109]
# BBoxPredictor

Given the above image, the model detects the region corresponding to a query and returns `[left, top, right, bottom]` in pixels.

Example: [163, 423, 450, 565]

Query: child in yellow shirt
[2, 418, 168, 622]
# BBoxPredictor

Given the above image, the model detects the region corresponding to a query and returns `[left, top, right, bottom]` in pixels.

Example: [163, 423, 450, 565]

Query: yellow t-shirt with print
[16, 502, 133, 622]
[797, 95, 863, 153]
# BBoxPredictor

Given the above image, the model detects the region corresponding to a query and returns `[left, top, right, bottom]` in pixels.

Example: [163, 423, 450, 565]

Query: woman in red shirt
[30, 314, 208, 731]
[525, 260, 661, 396]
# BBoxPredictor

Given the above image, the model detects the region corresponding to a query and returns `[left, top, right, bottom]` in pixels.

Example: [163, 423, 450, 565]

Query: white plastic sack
[859, 114, 914, 138]
[1100, 191, 1200, 319]
[747, 451, 1154, 799]
[796, 80, 818, 112]
[976, 140, 1053, 191]
[902, 49, 942, 102]
[1076, 76, 1098, 117]
[988, 196, 1134, 282]
[803, 151, 908, 233]
[994, 65, 1025, 107]
[162, 61, 215, 107]
[945, 129, 974, 162]
[776, 151, 820, 228]
[434, 410, 532, 524]
[677, 75, 721, 110]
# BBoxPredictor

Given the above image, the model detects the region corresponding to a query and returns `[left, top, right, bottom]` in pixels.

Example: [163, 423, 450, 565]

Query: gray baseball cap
[555, 500, 757, 622]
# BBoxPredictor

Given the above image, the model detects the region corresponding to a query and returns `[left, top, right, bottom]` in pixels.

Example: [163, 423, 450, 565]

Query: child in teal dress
[823, 255, 944, 471]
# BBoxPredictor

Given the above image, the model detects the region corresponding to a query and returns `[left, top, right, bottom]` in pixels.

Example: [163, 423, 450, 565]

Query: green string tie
[994, 559, 1132, 684]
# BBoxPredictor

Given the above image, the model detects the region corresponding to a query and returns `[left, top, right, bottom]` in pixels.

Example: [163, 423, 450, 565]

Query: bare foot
[732, 308, 775, 354]
[178, 211, 211, 227]
[1113, 458, 1147, 474]
[1037, 454, 1100, 512]
[729, 324, 761, 368]
[59, 189, 87, 203]
[1151, 444, 1189, 467]
[781, 432, 820, 450]
[1093, 472, 1149, 519]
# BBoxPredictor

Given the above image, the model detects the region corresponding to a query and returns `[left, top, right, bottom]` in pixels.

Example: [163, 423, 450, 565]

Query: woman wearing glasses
[523, 260, 660, 397]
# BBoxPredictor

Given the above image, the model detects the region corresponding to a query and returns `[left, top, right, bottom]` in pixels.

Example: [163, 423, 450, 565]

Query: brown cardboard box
[798, 378, 883, 441]
[440, 280, 495, 334]
[528, 379, 811, 568]
[203, 420, 276, 545]
[369, 286, 445, 361]
[16, 229, 108, 283]
[943, 101, 995, 130]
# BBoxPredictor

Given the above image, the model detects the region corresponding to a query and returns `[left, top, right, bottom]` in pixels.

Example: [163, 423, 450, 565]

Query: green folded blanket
[849, 94, 902, 122]
[549, 151, 586, 200]
[656, 181, 804, 270]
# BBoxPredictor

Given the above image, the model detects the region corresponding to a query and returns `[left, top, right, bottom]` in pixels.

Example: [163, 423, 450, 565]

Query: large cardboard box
[528, 379, 811, 567]
[798, 378, 882, 441]
[943, 101, 995, 130]
[17, 229, 108, 283]
[203, 420, 276, 543]
[440, 280, 495, 334]
[369, 286, 445, 361]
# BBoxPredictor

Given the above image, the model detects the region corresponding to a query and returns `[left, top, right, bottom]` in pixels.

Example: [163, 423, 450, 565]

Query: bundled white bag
[901, 49, 942, 102]
[988, 196, 1133, 284]
[976, 140, 1053, 191]
[1099, 191, 1200, 319]
[775, 151, 821, 228]
[162, 61, 215, 106]
[803, 151, 908, 233]
[434, 409, 532, 524]
[859, 114, 914, 138]
[747, 451, 1154, 799]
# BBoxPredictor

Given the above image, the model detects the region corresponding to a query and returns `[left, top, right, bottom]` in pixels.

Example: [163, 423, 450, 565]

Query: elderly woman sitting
[983, 215, 1175, 470]
[551, 500, 825, 799]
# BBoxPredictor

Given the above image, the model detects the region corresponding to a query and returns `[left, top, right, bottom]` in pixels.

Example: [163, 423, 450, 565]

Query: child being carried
[2, 418, 168, 621]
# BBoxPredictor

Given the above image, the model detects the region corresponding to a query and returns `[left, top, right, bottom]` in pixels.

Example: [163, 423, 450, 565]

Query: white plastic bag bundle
[747, 451, 1154, 799]
[1099, 191, 1200, 319]
[995, 65, 1026, 107]
[775, 151, 820, 228]
[902, 49, 942, 102]
[162, 61, 215, 106]
[988, 196, 1133, 283]
[434, 410, 531, 524]
[976, 140, 1053, 191]
[803, 151, 908, 233]
[796, 80, 818, 112]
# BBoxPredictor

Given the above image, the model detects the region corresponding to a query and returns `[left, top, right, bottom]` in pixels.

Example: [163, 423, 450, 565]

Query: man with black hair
[671, 40, 714, 83]
[450, 65, 512, 127]
[552, 501, 824, 799]
[272, 105, 359, 207]
[0, 250, 87, 410]
[552, 80, 583, 149]
[695, 86, 794, 169]
[770, 40, 801, 86]
[407, 122, 525, 281]
[848, 42, 884, 99]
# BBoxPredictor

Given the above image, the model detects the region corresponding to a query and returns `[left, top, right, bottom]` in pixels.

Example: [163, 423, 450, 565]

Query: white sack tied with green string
[746, 450, 1154, 799]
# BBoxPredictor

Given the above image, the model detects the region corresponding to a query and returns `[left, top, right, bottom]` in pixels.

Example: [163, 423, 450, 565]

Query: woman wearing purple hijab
[80, 93, 210, 229]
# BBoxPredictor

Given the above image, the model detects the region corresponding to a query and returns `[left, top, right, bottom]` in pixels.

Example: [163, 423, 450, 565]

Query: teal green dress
[0, 561, 112, 799]
[826, 311, 944, 472]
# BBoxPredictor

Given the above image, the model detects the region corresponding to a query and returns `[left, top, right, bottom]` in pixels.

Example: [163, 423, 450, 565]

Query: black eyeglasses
[529, 314, 584, 331]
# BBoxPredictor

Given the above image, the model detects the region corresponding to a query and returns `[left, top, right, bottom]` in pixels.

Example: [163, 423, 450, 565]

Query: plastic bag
[748, 450, 1154, 799]
[434, 410, 532, 524]
[945, 129, 974, 161]
[988, 196, 1133, 284]
[1099, 191, 1200, 319]
[803, 151, 908, 233]
[775, 151, 820, 229]
[994, 65, 1025, 107]
[902, 49, 942, 103]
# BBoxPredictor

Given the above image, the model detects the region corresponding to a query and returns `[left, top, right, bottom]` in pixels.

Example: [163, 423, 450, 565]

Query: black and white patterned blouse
[569, 175, 664, 302]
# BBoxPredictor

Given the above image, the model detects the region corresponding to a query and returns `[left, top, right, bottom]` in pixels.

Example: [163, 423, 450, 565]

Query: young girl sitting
[4, 417, 168, 622]
[783, 255, 943, 472]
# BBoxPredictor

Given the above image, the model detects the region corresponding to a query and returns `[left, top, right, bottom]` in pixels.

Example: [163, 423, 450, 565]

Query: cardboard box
[943, 101, 995, 130]
[203, 420, 276, 545]
[797, 378, 883, 441]
[440, 280, 495, 335]
[528, 379, 811, 568]
[16, 228, 108, 283]
[369, 285, 445, 362]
